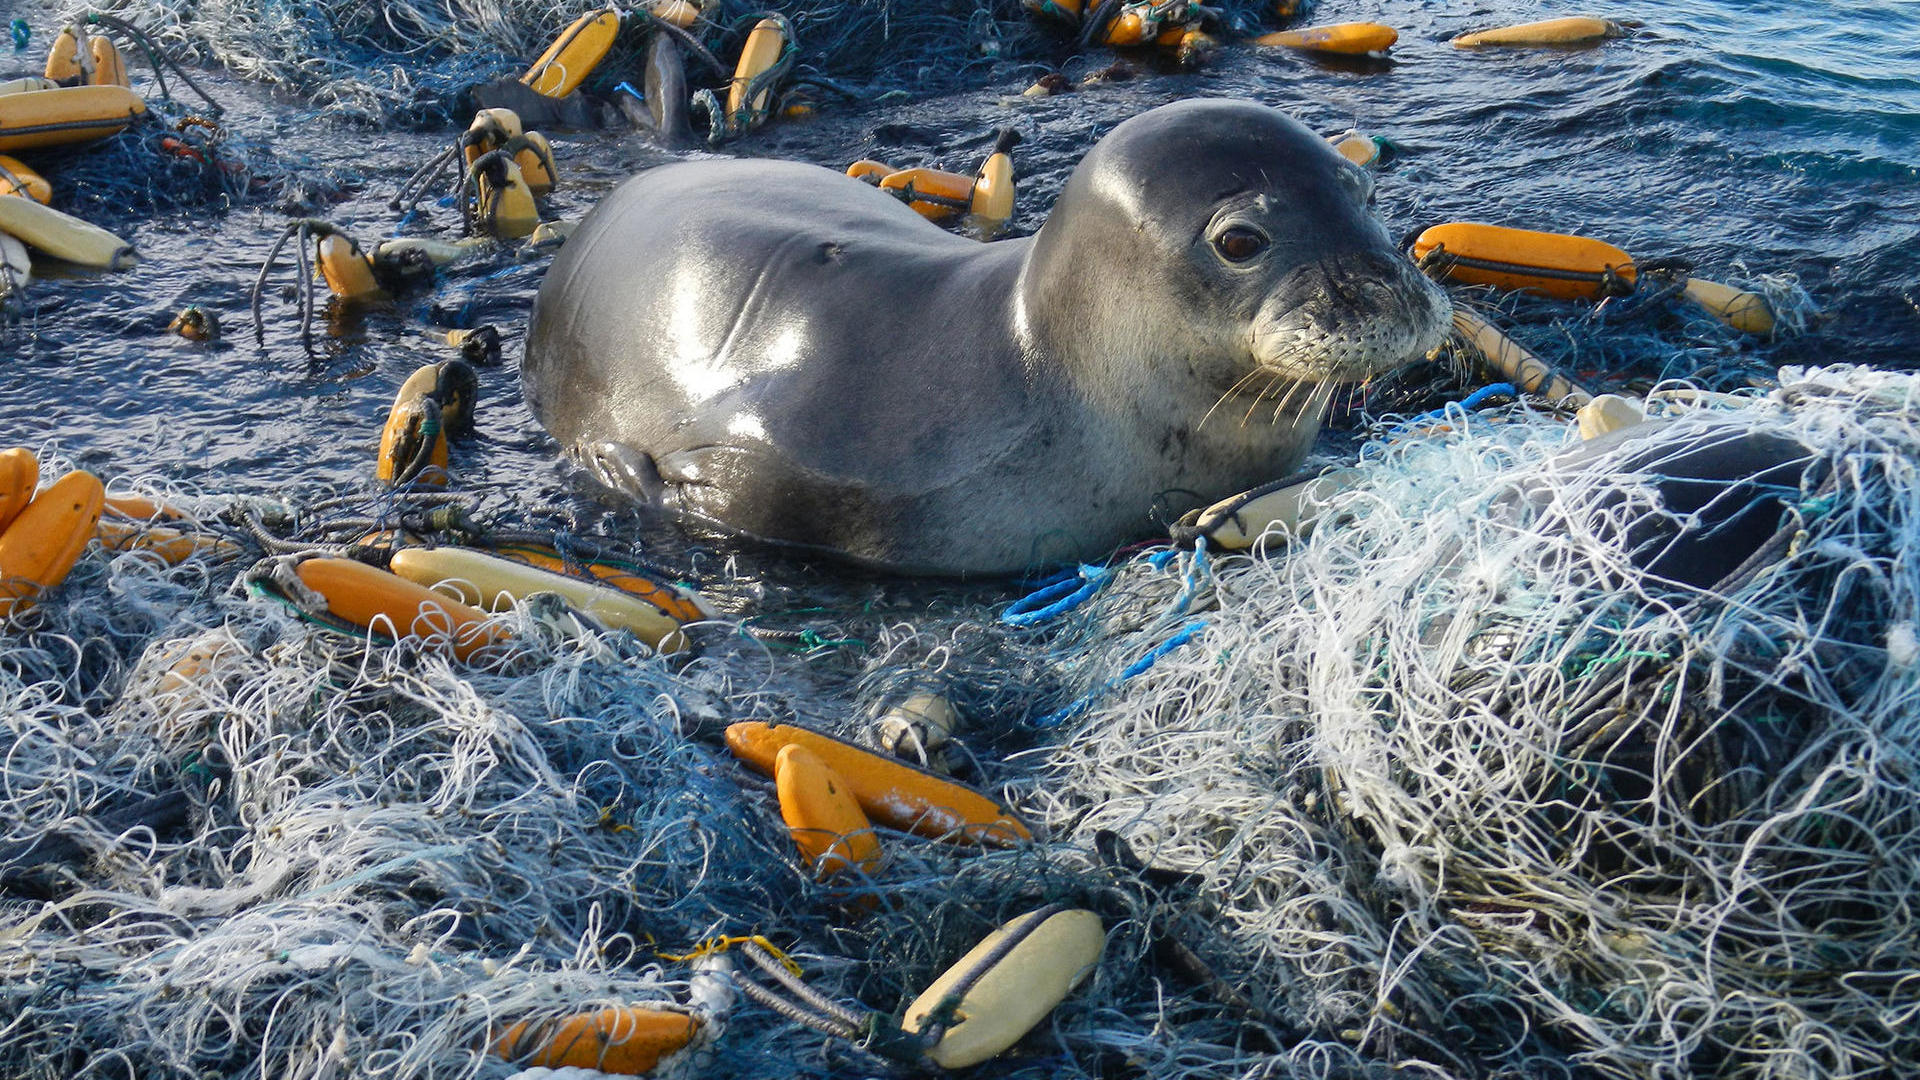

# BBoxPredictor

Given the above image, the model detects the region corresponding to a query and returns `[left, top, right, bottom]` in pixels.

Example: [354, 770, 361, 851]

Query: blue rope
[1401, 382, 1518, 429]
[1002, 564, 1111, 627]
[614, 81, 644, 102]
[10, 19, 28, 50]
[1031, 619, 1209, 728]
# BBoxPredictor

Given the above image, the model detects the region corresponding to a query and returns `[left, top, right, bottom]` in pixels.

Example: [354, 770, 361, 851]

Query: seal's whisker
[1241, 371, 1286, 428]
[1267, 375, 1312, 425]
[1200, 367, 1271, 432]
[1278, 377, 1336, 426]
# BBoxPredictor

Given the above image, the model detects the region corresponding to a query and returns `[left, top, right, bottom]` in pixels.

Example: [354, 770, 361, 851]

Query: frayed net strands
[90, 0, 1273, 125]
[1028, 364, 1920, 1079]
[5, 364, 1918, 1080]
[0, 463, 1137, 1080]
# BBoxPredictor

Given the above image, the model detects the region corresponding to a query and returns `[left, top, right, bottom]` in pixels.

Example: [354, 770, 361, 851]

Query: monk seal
[523, 98, 1450, 574]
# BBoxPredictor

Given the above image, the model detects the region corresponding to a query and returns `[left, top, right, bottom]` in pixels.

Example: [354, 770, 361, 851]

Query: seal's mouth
[1251, 254, 1452, 384]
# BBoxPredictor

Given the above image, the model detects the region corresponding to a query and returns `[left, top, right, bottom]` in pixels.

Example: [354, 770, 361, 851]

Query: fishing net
[89, 0, 1273, 126]
[4, 362, 1912, 1080]
[1031, 363, 1920, 1078]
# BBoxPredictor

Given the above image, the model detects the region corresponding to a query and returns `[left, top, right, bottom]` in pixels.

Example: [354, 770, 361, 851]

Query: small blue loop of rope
[1121, 620, 1205, 679]
[1002, 564, 1110, 627]
[1031, 619, 1209, 728]
[1402, 382, 1518, 429]
[9, 19, 28, 51]
[614, 80, 643, 101]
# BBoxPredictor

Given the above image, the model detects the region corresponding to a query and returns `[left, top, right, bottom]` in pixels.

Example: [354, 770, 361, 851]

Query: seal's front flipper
[582, 441, 667, 504]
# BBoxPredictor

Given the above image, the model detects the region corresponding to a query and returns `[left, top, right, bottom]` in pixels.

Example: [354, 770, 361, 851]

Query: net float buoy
[726, 721, 1033, 846]
[1454, 17, 1624, 47]
[522, 8, 622, 98]
[774, 743, 882, 878]
[1253, 22, 1397, 55]
[902, 907, 1106, 1069]
[388, 545, 691, 652]
[0, 469, 104, 622]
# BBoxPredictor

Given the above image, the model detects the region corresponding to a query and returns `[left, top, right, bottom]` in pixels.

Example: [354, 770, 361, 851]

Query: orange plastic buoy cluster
[1412, 222, 1637, 301]
[292, 557, 508, 662]
[1253, 22, 1398, 55]
[0, 455, 104, 622]
[726, 721, 1032, 846]
[494, 1006, 701, 1075]
[847, 131, 1017, 232]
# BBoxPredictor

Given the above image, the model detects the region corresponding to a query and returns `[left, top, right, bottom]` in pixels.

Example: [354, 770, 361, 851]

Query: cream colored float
[387, 545, 691, 652]
[1451, 309, 1593, 407]
[902, 907, 1106, 1069]
[0, 192, 137, 269]
[1576, 393, 1646, 440]
[0, 232, 29, 297]
[1187, 467, 1363, 550]
[1454, 17, 1623, 47]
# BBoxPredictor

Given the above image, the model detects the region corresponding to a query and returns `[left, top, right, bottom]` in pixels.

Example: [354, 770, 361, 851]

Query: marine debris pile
[1, 366, 1915, 1078]
[1033, 363, 1920, 1077]
[2, 0, 1914, 1075]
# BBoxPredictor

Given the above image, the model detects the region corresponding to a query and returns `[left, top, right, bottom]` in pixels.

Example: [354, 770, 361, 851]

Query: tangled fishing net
[94, 0, 1279, 125]
[3, 362, 1915, 1080]
[98, 0, 1042, 125]
[1032, 363, 1920, 1078]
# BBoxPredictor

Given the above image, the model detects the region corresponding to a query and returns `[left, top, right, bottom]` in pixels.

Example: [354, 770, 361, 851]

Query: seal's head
[1022, 99, 1449, 410]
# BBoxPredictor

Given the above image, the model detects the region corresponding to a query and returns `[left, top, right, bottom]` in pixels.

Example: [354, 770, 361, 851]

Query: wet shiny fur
[524, 99, 1449, 574]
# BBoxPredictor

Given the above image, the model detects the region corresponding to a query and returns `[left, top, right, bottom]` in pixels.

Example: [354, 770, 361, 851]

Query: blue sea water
[0, 0, 1915, 547]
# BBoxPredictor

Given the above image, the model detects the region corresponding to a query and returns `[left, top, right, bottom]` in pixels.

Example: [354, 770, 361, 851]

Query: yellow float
[1253, 22, 1397, 55]
[0, 469, 105, 622]
[291, 557, 507, 662]
[725, 16, 788, 130]
[775, 743, 882, 878]
[494, 1006, 701, 1074]
[0, 84, 145, 152]
[0, 154, 51, 204]
[726, 721, 1032, 846]
[522, 8, 621, 98]
[1412, 221, 1636, 301]
[0, 448, 37, 532]
[1454, 17, 1623, 47]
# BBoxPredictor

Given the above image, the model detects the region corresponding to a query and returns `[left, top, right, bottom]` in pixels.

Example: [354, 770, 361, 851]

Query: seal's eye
[1212, 226, 1268, 263]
